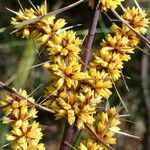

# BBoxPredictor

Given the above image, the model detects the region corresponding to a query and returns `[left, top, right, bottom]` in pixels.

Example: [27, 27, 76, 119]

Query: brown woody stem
[59, 1, 100, 150]
[83, 1, 100, 71]
[59, 122, 76, 150]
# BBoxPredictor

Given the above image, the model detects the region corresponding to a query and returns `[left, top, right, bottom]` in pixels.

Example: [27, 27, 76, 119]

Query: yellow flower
[37, 18, 66, 45]
[122, 7, 149, 34]
[11, 5, 48, 38]
[81, 68, 112, 99]
[44, 87, 98, 129]
[79, 107, 121, 149]
[101, 34, 134, 61]
[7, 121, 45, 150]
[90, 47, 123, 80]
[11, 5, 66, 45]
[101, 0, 124, 11]
[111, 23, 140, 46]
[0, 88, 45, 150]
[95, 107, 121, 145]
[28, 143, 45, 150]
[47, 30, 81, 57]
[78, 139, 100, 150]
[44, 60, 82, 89]
[44, 87, 76, 124]
[0, 89, 36, 120]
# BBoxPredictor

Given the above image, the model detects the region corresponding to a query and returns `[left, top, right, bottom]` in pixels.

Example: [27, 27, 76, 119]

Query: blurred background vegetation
[0, 0, 150, 149]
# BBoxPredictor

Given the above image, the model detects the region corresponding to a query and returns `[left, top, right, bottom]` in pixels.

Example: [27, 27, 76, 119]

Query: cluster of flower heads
[11, 4, 100, 129]
[78, 2, 149, 149]
[88, 6, 149, 83]
[11, 5, 66, 45]
[10, 1, 149, 149]
[0, 89, 45, 150]
[43, 29, 100, 128]
[78, 107, 121, 150]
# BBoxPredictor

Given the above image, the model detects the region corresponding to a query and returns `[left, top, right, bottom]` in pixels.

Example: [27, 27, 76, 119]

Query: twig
[101, 106, 122, 137]
[64, 141, 77, 150]
[83, 1, 100, 71]
[136, 46, 150, 56]
[17, 0, 24, 12]
[0, 81, 54, 113]
[59, 122, 76, 150]
[133, 0, 142, 11]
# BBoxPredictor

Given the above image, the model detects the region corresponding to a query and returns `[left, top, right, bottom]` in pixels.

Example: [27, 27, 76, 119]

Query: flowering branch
[59, 1, 100, 150]
[85, 124, 115, 150]
[9, 0, 85, 29]
[111, 9, 150, 47]
[4, 0, 149, 149]
[0, 81, 54, 113]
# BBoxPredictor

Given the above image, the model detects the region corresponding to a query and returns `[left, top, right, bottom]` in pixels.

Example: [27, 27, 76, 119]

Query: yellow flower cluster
[0, 89, 45, 150]
[10, 2, 150, 149]
[89, 6, 149, 86]
[78, 5, 149, 149]
[88, 0, 124, 10]
[112, 7, 149, 46]
[11, 3, 149, 131]
[90, 47, 124, 81]
[11, 5, 66, 45]
[78, 107, 121, 150]
[43, 26, 122, 128]
[111, 24, 140, 46]
[11, 5, 101, 129]
[79, 139, 100, 150]
[44, 87, 99, 129]
[43, 29, 102, 129]
[81, 68, 112, 99]
[122, 7, 149, 34]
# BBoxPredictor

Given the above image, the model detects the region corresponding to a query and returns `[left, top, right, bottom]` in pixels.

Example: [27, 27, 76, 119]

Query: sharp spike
[27, 0, 38, 12]
[108, 71, 128, 112]
[28, 84, 43, 97]
[17, 0, 24, 12]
